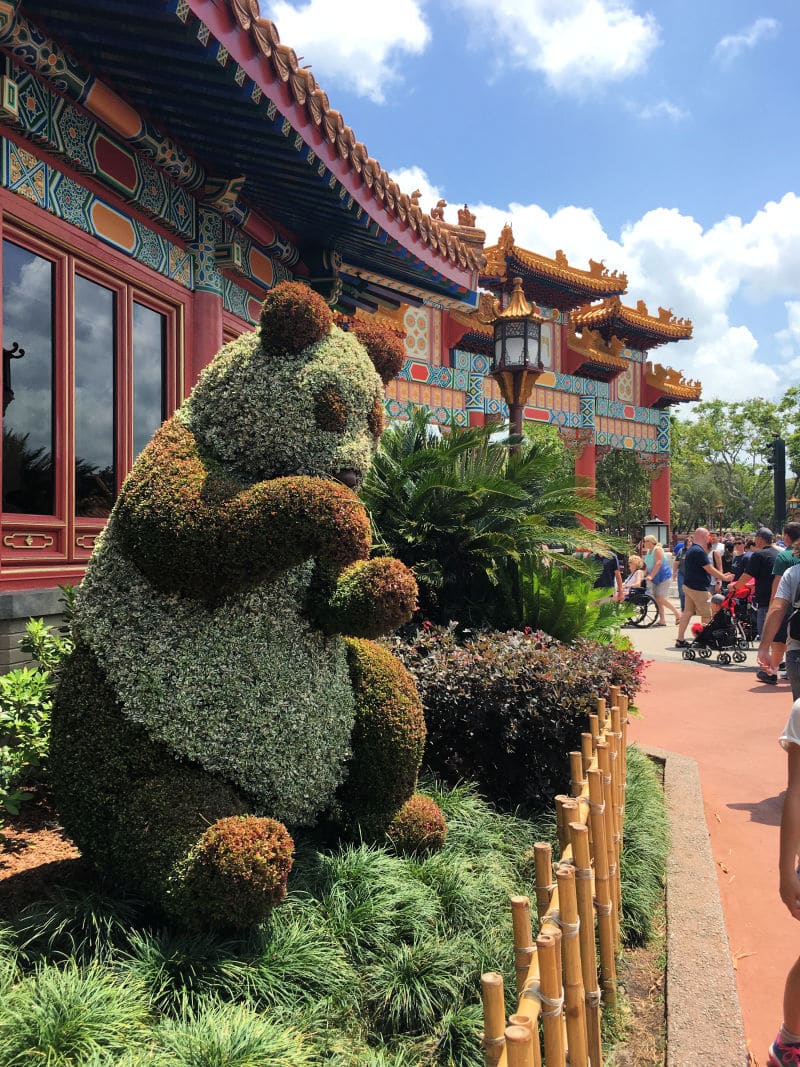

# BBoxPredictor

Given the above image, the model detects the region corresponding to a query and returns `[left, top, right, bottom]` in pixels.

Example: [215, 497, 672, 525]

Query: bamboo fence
[481, 685, 629, 1067]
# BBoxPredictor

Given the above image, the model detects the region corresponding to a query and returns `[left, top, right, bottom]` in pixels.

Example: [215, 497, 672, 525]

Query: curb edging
[639, 744, 749, 1066]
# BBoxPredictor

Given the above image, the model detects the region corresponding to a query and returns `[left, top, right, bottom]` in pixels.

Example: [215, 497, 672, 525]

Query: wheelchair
[624, 586, 660, 627]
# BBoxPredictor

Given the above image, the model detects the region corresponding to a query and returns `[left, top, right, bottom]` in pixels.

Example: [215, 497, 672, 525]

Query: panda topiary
[51, 281, 436, 927]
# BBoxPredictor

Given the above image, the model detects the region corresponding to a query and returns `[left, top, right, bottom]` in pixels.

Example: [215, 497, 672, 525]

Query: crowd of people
[600, 522, 800, 1066]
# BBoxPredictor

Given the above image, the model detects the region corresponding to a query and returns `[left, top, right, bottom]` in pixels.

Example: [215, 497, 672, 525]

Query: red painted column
[575, 440, 597, 531]
[187, 290, 224, 395]
[650, 462, 671, 533]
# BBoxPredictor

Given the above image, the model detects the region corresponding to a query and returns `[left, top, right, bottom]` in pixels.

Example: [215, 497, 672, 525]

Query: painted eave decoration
[645, 360, 702, 403]
[14, 0, 479, 306]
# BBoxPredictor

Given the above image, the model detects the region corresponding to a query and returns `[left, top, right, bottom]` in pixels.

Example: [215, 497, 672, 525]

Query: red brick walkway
[629, 658, 796, 1064]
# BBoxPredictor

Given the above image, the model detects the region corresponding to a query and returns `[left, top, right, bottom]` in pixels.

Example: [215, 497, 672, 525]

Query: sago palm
[361, 409, 617, 625]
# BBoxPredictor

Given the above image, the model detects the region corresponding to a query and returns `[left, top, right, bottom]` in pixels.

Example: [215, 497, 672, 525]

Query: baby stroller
[681, 586, 751, 665]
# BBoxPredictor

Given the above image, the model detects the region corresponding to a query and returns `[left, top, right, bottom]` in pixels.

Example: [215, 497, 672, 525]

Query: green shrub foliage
[391, 625, 647, 810]
[52, 281, 421, 927]
[388, 794, 448, 855]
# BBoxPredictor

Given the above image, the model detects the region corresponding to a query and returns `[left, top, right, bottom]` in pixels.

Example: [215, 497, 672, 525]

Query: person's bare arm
[758, 596, 790, 665]
[781, 743, 800, 920]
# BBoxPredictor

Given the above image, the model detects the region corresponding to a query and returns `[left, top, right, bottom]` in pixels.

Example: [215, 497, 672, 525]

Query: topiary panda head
[184, 282, 404, 487]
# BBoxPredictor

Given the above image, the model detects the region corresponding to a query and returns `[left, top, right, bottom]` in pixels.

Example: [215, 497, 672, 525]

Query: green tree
[670, 398, 789, 529]
[596, 450, 650, 540]
[361, 409, 617, 626]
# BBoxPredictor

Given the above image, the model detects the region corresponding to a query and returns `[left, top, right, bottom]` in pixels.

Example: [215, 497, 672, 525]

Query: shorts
[651, 578, 671, 598]
[684, 585, 711, 620]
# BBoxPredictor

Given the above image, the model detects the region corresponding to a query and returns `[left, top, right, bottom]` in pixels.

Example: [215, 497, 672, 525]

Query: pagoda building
[0, 0, 699, 661]
[401, 222, 699, 529]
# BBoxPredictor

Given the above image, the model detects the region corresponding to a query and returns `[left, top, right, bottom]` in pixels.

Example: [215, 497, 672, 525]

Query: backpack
[789, 593, 800, 641]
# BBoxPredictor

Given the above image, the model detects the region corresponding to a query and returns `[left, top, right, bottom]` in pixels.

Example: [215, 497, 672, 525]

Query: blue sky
[260, 0, 800, 402]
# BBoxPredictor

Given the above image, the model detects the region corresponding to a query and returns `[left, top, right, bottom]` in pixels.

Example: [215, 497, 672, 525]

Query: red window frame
[0, 194, 188, 587]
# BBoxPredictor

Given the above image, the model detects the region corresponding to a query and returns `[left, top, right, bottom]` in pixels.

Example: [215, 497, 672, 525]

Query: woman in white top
[621, 554, 646, 597]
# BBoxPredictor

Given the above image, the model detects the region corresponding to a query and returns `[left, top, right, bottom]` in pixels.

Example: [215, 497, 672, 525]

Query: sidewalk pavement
[623, 611, 795, 1064]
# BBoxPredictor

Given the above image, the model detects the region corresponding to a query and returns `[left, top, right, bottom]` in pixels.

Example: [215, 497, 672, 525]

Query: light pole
[487, 277, 548, 450]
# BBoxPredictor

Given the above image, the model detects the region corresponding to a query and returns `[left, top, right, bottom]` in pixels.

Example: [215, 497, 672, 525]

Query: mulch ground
[0, 790, 90, 912]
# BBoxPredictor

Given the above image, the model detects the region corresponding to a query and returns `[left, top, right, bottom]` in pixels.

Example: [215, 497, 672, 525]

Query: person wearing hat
[734, 527, 780, 642]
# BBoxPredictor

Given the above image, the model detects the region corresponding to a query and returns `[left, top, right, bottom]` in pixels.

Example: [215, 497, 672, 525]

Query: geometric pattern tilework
[385, 396, 470, 427]
[10, 62, 196, 241]
[615, 361, 634, 403]
[222, 276, 263, 325]
[191, 206, 223, 294]
[595, 399, 668, 427]
[1, 138, 194, 288]
[220, 217, 292, 295]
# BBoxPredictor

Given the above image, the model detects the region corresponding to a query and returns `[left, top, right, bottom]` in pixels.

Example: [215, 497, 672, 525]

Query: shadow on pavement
[728, 792, 785, 827]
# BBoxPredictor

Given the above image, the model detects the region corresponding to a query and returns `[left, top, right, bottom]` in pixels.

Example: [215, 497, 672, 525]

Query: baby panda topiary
[51, 281, 439, 927]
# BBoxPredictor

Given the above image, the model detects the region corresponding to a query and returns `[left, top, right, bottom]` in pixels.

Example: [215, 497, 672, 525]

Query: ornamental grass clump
[0, 961, 149, 1065]
[620, 745, 669, 946]
[388, 793, 448, 855]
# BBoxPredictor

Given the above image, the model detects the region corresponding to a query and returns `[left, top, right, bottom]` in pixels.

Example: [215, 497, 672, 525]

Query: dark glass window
[75, 276, 116, 517]
[132, 302, 165, 459]
[2, 240, 55, 515]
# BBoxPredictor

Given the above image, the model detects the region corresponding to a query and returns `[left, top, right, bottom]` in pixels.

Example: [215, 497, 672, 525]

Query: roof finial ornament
[410, 189, 422, 205]
[498, 223, 514, 252]
[431, 198, 447, 221]
[458, 203, 476, 227]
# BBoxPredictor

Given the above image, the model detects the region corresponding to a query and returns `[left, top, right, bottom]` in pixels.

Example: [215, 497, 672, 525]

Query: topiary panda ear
[259, 281, 332, 358]
[348, 319, 405, 384]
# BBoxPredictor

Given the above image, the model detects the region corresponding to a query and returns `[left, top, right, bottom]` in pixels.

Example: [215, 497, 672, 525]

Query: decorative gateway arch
[372, 221, 699, 532]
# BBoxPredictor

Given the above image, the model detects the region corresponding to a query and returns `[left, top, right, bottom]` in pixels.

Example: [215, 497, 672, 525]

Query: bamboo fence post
[511, 896, 536, 1000]
[595, 742, 621, 950]
[505, 1024, 536, 1067]
[534, 842, 554, 921]
[509, 1013, 541, 1067]
[594, 696, 606, 733]
[587, 767, 617, 1004]
[569, 751, 585, 798]
[556, 864, 589, 1067]
[481, 972, 507, 1067]
[537, 930, 565, 1066]
[588, 712, 600, 748]
[569, 822, 603, 1067]
[608, 686, 621, 717]
[554, 796, 571, 854]
[581, 731, 594, 776]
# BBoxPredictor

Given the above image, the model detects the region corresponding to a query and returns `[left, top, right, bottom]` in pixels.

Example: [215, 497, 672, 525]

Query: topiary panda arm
[114, 418, 371, 601]
[312, 557, 418, 638]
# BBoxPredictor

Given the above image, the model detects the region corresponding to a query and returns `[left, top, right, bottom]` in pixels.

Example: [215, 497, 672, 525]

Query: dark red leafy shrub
[388, 626, 647, 812]
[349, 318, 405, 383]
[322, 558, 418, 638]
[182, 815, 294, 927]
[388, 794, 447, 855]
[368, 396, 385, 440]
[259, 281, 332, 358]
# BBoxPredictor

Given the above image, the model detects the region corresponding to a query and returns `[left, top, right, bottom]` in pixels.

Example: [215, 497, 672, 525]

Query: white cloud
[450, 0, 659, 93]
[262, 0, 430, 103]
[713, 18, 779, 66]
[394, 167, 800, 402]
[387, 166, 444, 214]
[627, 99, 688, 122]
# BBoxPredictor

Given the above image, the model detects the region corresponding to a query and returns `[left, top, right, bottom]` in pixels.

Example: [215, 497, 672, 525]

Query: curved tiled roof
[573, 297, 693, 343]
[483, 224, 627, 296]
[227, 0, 482, 273]
[645, 361, 702, 401]
[566, 326, 629, 372]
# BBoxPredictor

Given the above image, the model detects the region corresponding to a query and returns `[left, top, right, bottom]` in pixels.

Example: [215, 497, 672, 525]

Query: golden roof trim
[483, 224, 627, 292]
[566, 325, 629, 371]
[573, 297, 693, 340]
[226, 0, 482, 273]
[450, 306, 493, 337]
[645, 361, 702, 400]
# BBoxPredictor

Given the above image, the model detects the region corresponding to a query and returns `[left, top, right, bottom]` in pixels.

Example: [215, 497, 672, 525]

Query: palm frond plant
[361, 409, 622, 629]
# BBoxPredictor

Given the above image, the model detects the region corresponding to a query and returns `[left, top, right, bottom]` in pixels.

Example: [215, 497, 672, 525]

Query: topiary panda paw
[173, 815, 294, 929]
[317, 557, 418, 638]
